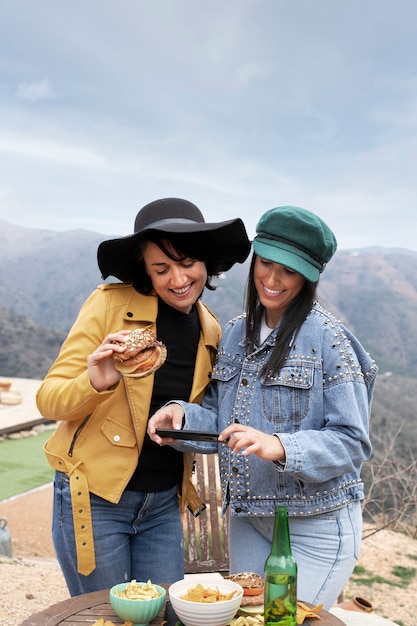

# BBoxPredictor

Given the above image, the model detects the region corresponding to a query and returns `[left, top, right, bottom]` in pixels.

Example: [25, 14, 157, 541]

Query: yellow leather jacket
[36, 283, 220, 575]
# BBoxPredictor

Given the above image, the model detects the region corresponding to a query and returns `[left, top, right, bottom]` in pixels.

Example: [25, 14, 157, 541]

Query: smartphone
[155, 428, 220, 442]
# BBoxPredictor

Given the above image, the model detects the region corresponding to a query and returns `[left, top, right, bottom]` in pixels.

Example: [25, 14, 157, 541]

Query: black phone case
[155, 428, 219, 442]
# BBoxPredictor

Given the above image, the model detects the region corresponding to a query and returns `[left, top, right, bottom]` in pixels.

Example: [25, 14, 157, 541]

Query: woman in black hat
[149, 205, 378, 610]
[36, 198, 250, 596]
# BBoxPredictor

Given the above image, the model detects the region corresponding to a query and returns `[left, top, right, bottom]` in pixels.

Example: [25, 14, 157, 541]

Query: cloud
[0, 0, 416, 251]
[236, 62, 269, 87]
[16, 79, 56, 102]
[0, 131, 113, 169]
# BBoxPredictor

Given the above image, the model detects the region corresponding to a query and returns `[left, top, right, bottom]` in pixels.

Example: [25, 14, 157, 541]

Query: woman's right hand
[87, 330, 130, 392]
[147, 403, 185, 444]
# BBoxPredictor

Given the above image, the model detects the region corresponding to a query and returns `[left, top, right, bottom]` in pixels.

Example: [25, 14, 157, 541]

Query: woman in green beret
[149, 205, 378, 609]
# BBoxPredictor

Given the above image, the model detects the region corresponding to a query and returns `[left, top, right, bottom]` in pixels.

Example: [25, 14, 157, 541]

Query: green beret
[253, 206, 337, 282]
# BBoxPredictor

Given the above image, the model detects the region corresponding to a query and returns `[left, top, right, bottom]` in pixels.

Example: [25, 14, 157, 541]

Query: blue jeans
[228, 501, 362, 610]
[52, 470, 184, 596]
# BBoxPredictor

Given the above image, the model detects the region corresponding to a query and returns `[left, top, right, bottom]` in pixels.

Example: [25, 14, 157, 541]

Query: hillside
[0, 307, 66, 378]
[2, 218, 417, 377]
[1, 218, 417, 457]
[0, 218, 106, 332]
[319, 248, 417, 377]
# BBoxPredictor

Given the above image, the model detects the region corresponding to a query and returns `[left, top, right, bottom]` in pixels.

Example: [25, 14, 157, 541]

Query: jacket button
[113, 435, 121, 442]
[127, 311, 133, 317]
[241, 378, 248, 386]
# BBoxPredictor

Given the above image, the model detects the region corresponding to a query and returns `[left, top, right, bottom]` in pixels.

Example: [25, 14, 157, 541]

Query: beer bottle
[264, 505, 297, 626]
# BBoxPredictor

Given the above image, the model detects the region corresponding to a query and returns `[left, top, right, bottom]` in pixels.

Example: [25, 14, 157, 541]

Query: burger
[112, 328, 167, 378]
[225, 572, 264, 608]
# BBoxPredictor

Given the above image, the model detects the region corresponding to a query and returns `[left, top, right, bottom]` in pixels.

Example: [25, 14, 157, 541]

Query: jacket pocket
[101, 416, 137, 448]
[211, 355, 242, 406]
[261, 363, 314, 430]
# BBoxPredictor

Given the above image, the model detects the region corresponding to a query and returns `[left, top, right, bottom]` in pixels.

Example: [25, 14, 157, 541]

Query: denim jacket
[174, 301, 378, 518]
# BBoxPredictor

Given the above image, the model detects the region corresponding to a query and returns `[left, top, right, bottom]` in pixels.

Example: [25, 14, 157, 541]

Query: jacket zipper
[68, 414, 91, 457]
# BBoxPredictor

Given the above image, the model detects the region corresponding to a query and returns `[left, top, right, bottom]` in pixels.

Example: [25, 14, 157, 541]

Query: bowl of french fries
[109, 579, 166, 626]
[168, 577, 243, 626]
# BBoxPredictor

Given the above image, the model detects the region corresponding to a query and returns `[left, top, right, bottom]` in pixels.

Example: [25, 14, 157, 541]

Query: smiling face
[142, 240, 207, 313]
[254, 255, 306, 328]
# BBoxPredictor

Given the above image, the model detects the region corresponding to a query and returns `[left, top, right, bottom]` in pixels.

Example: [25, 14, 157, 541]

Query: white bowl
[168, 576, 243, 626]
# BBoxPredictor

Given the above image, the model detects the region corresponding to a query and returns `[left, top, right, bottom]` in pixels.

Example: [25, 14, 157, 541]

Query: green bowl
[109, 582, 166, 626]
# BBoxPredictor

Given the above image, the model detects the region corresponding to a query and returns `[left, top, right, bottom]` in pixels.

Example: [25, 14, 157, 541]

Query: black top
[126, 298, 200, 492]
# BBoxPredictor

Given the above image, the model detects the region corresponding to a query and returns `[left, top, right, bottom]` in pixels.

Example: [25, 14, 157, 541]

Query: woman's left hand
[219, 423, 286, 462]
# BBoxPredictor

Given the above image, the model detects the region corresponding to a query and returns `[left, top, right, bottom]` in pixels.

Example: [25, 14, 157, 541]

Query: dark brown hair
[244, 254, 317, 378]
[132, 231, 225, 295]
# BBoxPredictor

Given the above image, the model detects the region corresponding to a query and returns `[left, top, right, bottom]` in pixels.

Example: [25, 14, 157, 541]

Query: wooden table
[18, 586, 346, 626]
[18, 587, 168, 626]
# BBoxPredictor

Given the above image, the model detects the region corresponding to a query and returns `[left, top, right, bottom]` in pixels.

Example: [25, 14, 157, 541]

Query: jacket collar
[122, 289, 158, 323]
[195, 300, 220, 350]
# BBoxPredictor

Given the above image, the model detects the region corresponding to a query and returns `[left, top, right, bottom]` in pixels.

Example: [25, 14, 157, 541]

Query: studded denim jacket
[174, 301, 378, 518]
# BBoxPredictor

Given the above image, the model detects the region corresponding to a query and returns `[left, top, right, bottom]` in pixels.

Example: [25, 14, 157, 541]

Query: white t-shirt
[259, 312, 273, 344]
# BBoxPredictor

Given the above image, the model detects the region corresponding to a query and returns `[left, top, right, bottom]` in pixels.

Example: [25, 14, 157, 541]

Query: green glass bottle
[264, 506, 297, 626]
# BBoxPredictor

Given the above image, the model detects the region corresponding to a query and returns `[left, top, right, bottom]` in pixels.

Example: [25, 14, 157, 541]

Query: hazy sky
[1, 1, 417, 250]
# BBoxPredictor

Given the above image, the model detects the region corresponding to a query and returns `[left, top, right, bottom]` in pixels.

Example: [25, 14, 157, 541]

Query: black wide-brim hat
[98, 198, 251, 282]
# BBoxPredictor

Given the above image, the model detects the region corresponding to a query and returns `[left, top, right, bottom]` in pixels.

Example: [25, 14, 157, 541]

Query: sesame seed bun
[225, 572, 264, 607]
[113, 328, 167, 378]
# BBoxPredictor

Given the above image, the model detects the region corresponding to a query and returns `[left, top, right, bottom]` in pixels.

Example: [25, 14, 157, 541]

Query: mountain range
[1, 217, 416, 456]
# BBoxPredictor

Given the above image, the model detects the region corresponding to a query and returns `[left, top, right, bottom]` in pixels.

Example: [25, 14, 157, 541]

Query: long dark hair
[245, 254, 317, 378]
[131, 231, 225, 295]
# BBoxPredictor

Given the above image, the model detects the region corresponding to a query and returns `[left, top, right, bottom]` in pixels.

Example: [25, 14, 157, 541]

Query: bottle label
[264, 573, 296, 626]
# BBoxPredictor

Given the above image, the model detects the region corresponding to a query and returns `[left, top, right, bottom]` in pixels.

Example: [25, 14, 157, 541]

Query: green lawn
[0, 430, 55, 501]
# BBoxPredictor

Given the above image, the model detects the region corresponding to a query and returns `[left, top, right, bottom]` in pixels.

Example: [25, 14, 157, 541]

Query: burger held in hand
[113, 328, 167, 378]
[225, 572, 264, 608]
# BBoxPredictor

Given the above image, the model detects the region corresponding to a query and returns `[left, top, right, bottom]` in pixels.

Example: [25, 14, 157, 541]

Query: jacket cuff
[273, 433, 302, 472]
